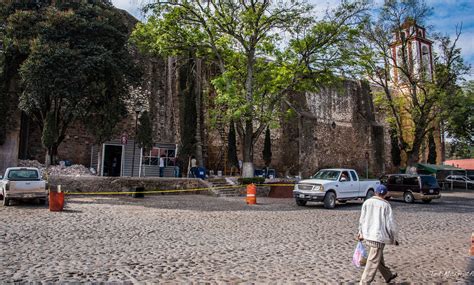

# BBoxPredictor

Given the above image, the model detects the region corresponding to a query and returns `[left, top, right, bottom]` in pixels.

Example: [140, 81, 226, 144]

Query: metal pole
[131, 112, 138, 177]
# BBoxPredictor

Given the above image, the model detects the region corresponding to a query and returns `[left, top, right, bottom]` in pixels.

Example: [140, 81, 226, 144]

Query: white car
[293, 168, 380, 209]
[0, 167, 48, 206]
[444, 175, 474, 189]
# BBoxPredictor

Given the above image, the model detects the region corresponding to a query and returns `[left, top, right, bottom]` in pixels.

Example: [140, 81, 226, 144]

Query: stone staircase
[207, 177, 242, 197]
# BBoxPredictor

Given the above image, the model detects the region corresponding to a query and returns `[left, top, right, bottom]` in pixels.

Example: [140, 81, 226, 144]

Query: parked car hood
[298, 178, 334, 185]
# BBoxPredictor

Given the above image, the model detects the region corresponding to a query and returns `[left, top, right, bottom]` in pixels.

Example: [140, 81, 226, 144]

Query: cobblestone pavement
[1, 190, 473, 284]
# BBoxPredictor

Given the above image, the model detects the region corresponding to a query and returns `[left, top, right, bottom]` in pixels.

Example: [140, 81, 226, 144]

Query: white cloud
[111, 0, 144, 19]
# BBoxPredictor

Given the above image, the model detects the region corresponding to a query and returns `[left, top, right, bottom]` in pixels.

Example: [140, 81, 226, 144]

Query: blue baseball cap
[375, 184, 388, 195]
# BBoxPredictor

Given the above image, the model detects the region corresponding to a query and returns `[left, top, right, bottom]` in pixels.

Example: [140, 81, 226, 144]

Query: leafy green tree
[390, 128, 401, 167]
[1, 1, 139, 163]
[262, 127, 272, 167]
[132, 0, 367, 176]
[42, 112, 57, 165]
[136, 111, 154, 150]
[362, 0, 470, 167]
[227, 120, 238, 169]
[178, 57, 198, 162]
[427, 132, 436, 164]
[447, 138, 473, 159]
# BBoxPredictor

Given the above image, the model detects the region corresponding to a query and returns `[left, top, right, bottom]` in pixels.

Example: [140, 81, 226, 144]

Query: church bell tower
[390, 19, 434, 84]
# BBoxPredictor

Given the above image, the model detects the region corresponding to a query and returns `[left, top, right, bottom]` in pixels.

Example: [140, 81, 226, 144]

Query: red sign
[121, 133, 128, 145]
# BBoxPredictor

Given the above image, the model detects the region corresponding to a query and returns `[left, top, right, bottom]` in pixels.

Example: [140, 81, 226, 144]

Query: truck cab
[0, 167, 48, 206]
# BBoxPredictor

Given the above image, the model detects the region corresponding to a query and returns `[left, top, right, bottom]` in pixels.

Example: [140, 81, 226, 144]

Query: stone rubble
[18, 160, 95, 177]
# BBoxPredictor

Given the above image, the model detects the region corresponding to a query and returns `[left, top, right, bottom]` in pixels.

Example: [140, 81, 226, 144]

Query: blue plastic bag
[352, 241, 367, 267]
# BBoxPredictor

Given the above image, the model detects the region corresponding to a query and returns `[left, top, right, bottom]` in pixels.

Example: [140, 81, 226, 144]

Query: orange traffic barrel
[246, 183, 257, 205]
[49, 185, 64, 212]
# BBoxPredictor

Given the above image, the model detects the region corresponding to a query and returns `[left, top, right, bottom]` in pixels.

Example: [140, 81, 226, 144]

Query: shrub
[238, 177, 265, 185]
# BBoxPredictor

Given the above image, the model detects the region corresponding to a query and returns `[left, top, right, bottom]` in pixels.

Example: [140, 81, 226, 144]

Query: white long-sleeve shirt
[358, 196, 397, 244]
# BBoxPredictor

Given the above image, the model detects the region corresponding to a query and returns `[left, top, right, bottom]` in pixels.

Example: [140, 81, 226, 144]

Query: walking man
[358, 184, 398, 284]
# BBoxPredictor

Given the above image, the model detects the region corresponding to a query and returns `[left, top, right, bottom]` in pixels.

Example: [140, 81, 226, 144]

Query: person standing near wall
[190, 156, 197, 178]
[159, 155, 165, 177]
[357, 184, 399, 284]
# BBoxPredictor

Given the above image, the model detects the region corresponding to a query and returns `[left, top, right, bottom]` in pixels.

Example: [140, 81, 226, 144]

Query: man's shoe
[386, 272, 398, 283]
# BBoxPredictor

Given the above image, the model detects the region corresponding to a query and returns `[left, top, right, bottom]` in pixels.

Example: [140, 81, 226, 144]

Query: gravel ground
[1, 190, 473, 284]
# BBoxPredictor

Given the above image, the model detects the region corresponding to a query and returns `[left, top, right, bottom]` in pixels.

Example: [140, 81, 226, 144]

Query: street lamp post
[131, 104, 142, 177]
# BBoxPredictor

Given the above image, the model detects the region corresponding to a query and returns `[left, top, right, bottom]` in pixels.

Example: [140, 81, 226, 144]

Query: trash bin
[131, 186, 145, 198]
[196, 167, 206, 179]
[49, 185, 64, 212]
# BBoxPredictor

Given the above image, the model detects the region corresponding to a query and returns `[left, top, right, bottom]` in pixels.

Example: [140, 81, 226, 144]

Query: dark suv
[380, 174, 441, 203]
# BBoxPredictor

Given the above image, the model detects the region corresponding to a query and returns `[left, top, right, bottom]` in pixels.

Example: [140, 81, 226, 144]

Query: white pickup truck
[293, 168, 380, 209]
[0, 167, 48, 206]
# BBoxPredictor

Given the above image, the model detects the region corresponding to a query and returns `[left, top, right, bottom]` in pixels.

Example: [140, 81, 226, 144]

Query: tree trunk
[241, 49, 256, 178]
[51, 145, 59, 165]
[97, 148, 102, 176]
[194, 57, 203, 167]
[241, 119, 254, 178]
[406, 126, 425, 168]
[45, 149, 51, 167]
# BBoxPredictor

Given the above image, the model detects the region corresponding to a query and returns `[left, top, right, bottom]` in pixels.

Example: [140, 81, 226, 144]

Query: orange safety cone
[49, 185, 64, 212]
[246, 183, 257, 205]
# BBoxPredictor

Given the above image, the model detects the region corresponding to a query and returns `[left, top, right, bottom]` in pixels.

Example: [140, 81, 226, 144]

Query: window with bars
[142, 146, 176, 166]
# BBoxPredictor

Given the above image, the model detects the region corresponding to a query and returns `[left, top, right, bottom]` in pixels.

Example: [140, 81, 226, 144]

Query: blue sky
[112, 0, 474, 80]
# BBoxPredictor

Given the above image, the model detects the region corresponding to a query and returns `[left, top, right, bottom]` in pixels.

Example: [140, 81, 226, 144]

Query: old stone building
[205, 81, 392, 178]
[0, 9, 393, 177]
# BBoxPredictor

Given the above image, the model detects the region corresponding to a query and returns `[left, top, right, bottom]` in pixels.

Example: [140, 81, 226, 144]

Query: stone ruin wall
[0, 10, 393, 176]
[4, 48, 392, 178]
[24, 55, 182, 167]
[205, 81, 393, 178]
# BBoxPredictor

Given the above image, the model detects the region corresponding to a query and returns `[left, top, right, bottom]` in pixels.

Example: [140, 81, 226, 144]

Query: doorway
[103, 145, 123, 176]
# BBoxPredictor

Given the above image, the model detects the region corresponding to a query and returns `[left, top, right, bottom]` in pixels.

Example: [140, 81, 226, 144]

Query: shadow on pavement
[467, 257, 474, 284]
[387, 194, 474, 214]
[62, 190, 474, 214]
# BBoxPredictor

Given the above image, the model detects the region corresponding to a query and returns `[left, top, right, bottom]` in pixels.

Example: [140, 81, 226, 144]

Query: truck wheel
[403, 192, 414, 203]
[324, 192, 336, 209]
[365, 189, 374, 201]
[296, 199, 307, 206]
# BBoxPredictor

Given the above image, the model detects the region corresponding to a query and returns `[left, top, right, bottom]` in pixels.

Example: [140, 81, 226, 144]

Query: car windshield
[7, 169, 39, 181]
[312, 170, 340, 181]
[420, 176, 438, 188]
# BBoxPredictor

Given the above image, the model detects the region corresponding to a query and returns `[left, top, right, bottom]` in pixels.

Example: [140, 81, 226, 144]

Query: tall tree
[262, 127, 272, 167]
[136, 111, 154, 150]
[132, 0, 367, 177]
[227, 120, 239, 170]
[427, 132, 436, 164]
[389, 128, 401, 167]
[178, 56, 197, 162]
[1, 1, 139, 164]
[362, 0, 470, 167]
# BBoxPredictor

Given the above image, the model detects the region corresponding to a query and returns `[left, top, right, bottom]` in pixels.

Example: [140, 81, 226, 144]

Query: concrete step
[208, 177, 242, 197]
[216, 189, 241, 197]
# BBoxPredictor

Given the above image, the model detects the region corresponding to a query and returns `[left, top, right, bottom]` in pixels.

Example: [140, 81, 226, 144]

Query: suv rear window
[7, 169, 39, 180]
[403, 177, 419, 186]
[420, 176, 439, 188]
